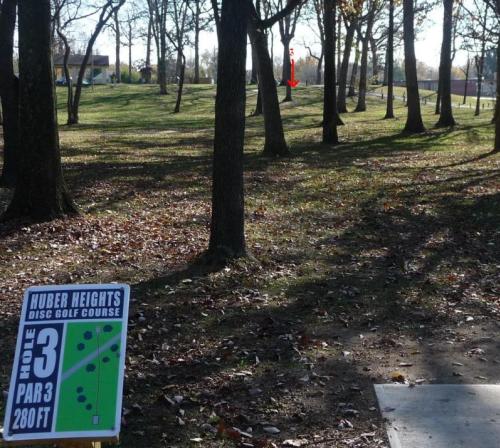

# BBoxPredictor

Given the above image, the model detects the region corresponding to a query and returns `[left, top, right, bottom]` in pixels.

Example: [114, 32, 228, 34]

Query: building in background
[54, 55, 110, 85]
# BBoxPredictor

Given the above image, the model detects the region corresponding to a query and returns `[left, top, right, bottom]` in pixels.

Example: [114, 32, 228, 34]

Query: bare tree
[67, 0, 126, 124]
[274, 0, 304, 102]
[166, 0, 191, 113]
[148, 0, 170, 94]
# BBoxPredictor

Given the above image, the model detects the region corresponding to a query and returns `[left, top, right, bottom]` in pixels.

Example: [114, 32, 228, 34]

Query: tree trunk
[248, 21, 290, 156]
[355, 8, 375, 112]
[158, 33, 168, 94]
[348, 37, 360, 97]
[194, 0, 201, 84]
[475, 55, 484, 116]
[56, 28, 76, 125]
[3, 0, 77, 221]
[250, 43, 258, 84]
[174, 53, 185, 113]
[436, 0, 455, 127]
[282, 39, 292, 102]
[384, 0, 395, 119]
[208, 0, 248, 262]
[322, 0, 338, 144]
[316, 54, 323, 84]
[494, 36, 499, 151]
[128, 24, 132, 83]
[337, 20, 356, 113]
[462, 57, 469, 104]
[337, 12, 342, 73]
[403, 0, 425, 133]
[435, 78, 441, 114]
[0, 0, 18, 187]
[252, 84, 263, 116]
[145, 18, 152, 83]
[114, 10, 121, 83]
[370, 36, 378, 83]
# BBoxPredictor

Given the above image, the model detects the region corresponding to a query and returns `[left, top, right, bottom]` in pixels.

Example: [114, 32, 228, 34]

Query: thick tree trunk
[384, 0, 395, 119]
[355, 11, 375, 112]
[158, 34, 168, 95]
[494, 37, 499, 151]
[3, 0, 77, 221]
[282, 39, 292, 102]
[208, 0, 248, 261]
[0, 0, 18, 187]
[337, 20, 356, 113]
[322, 0, 339, 144]
[248, 22, 290, 156]
[337, 12, 342, 73]
[436, 0, 455, 127]
[370, 36, 378, 83]
[174, 53, 185, 113]
[194, 0, 201, 84]
[348, 37, 361, 97]
[252, 84, 263, 116]
[114, 10, 121, 83]
[403, 0, 425, 133]
[250, 44, 258, 84]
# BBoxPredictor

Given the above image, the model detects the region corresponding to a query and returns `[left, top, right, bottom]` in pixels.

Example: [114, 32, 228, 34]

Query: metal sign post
[2, 284, 130, 446]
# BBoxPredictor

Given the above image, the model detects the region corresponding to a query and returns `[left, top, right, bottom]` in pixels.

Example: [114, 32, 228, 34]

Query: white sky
[90, 3, 468, 71]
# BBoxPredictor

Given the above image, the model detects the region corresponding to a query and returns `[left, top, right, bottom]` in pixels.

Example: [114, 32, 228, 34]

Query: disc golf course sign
[2, 284, 130, 445]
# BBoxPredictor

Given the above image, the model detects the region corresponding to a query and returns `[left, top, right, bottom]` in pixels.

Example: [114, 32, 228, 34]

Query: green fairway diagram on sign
[2, 284, 130, 444]
[56, 321, 122, 432]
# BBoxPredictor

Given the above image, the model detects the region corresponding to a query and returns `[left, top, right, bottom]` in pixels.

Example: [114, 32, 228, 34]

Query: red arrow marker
[287, 59, 300, 88]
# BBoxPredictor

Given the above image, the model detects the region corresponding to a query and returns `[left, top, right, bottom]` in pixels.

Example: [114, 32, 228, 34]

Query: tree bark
[145, 18, 152, 83]
[158, 33, 168, 94]
[494, 36, 499, 151]
[208, 0, 248, 261]
[0, 0, 18, 187]
[322, 0, 339, 144]
[370, 35, 378, 83]
[128, 23, 133, 83]
[436, 0, 455, 127]
[252, 84, 263, 116]
[355, 9, 375, 112]
[402, 0, 425, 133]
[248, 19, 290, 156]
[194, 0, 201, 84]
[174, 52, 185, 113]
[462, 57, 469, 104]
[250, 42, 258, 84]
[3, 0, 77, 221]
[337, 20, 356, 113]
[384, 0, 395, 119]
[114, 10, 121, 83]
[435, 77, 441, 114]
[281, 38, 292, 102]
[348, 37, 361, 97]
[316, 54, 323, 84]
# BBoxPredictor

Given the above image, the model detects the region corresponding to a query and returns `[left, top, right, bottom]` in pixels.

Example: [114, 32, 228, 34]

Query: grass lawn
[0, 83, 499, 447]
